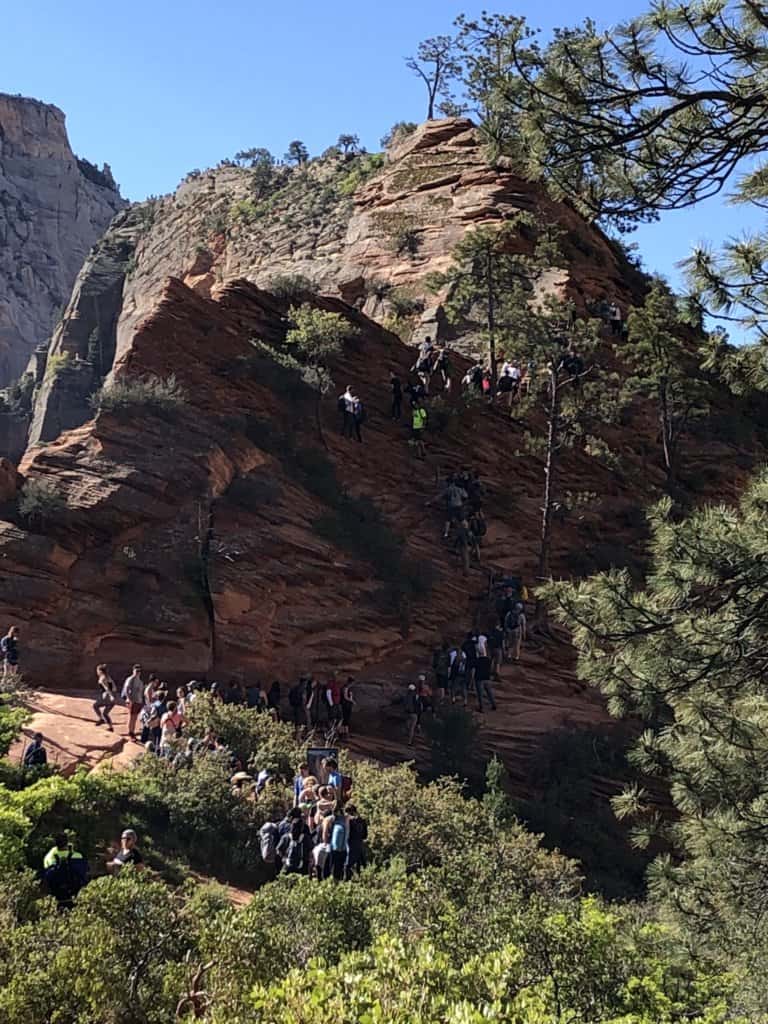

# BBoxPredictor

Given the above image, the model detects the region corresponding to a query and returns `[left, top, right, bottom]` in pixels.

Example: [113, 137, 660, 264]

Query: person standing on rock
[1, 625, 19, 682]
[351, 396, 366, 443]
[411, 401, 428, 459]
[121, 664, 145, 741]
[390, 371, 403, 420]
[93, 663, 116, 731]
[339, 385, 355, 438]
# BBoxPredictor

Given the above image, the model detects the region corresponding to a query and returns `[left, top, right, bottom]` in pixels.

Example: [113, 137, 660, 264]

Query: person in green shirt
[411, 401, 427, 459]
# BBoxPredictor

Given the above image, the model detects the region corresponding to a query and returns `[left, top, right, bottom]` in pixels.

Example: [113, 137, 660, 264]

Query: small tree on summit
[285, 140, 309, 166]
[406, 36, 460, 121]
[337, 134, 361, 156]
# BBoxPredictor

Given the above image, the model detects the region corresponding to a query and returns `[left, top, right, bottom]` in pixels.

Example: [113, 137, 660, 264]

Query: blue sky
[2, 0, 758, 303]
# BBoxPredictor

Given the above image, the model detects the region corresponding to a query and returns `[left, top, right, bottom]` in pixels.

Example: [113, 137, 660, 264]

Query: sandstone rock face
[0, 94, 125, 385]
[113, 119, 637, 372]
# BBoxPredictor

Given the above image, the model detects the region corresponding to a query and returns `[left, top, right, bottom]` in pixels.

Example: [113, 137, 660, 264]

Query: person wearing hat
[107, 829, 144, 874]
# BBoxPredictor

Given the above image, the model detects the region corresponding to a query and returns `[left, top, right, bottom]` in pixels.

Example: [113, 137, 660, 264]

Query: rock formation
[0, 94, 125, 385]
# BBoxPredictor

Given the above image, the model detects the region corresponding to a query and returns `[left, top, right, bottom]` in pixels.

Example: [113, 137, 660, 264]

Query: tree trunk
[315, 392, 329, 452]
[537, 369, 561, 618]
[486, 253, 498, 387]
[658, 383, 673, 486]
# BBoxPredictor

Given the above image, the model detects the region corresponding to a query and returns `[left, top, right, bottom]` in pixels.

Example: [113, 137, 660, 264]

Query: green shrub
[91, 374, 186, 415]
[43, 351, 72, 380]
[266, 273, 318, 300]
[387, 289, 424, 318]
[18, 478, 66, 525]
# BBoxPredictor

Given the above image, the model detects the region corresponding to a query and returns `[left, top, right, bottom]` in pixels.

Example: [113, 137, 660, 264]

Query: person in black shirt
[461, 632, 478, 692]
[390, 372, 403, 420]
[23, 732, 47, 769]
[107, 829, 144, 874]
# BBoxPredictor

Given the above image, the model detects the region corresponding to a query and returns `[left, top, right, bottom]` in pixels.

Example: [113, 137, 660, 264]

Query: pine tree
[285, 140, 309, 166]
[405, 36, 460, 120]
[621, 280, 710, 487]
[547, 469, 768, 944]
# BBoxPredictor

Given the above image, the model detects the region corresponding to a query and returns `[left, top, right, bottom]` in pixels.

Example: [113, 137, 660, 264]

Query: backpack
[349, 816, 368, 845]
[331, 818, 347, 853]
[45, 851, 88, 903]
[259, 822, 279, 864]
[285, 837, 305, 872]
[504, 609, 520, 631]
[354, 401, 366, 423]
[433, 650, 450, 676]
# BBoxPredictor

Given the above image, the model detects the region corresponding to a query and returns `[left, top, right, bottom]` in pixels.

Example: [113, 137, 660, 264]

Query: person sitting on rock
[23, 732, 47, 770]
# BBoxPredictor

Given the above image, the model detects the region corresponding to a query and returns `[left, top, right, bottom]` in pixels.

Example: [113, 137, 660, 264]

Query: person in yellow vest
[411, 400, 428, 459]
[43, 834, 88, 907]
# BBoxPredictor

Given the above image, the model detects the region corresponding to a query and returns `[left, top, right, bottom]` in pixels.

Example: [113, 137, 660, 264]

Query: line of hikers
[89, 664, 357, 747]
[404, 586, 528, 742]
[431, 468, 487, 574]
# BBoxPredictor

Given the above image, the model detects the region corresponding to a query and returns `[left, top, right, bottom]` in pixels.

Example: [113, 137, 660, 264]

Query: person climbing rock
[412, 400, 428, 459]
[352, 396, 366, 443]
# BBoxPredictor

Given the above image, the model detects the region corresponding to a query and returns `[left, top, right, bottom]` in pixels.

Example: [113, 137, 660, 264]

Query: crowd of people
[258, 756, 366, 881]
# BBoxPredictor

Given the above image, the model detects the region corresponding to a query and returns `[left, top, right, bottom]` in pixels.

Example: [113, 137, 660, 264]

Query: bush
[266, 273, 318, 300]
[18, 478, 65, 525]
[380, 121, 418, 149]
[423, 706, 480, 785]
[387, 289, 424, 318]
[91, 375, 186, 415]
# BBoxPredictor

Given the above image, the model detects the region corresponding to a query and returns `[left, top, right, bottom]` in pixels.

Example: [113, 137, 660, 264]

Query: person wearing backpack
[504, 602, 527, 663]
[43, 834, 89, 908]
[338, 385, 355, 437]
[344, 804, 368, 877]
[277, 818, 310, 875]
[1, 625, 19, 683]
[329, 804, 349, 881]
[259, 819, 280, 875]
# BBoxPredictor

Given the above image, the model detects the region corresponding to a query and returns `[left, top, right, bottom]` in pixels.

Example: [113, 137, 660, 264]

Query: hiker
[144, 673, 160, 705]
[504, 601, 527, 662]
[405, 683, 421, 745]
[288, 679, 305, 731]
[267, 680, 281, 718]
[441, 475, 467, 540]
[339, 385, 355, 437]
[448, 644, 467, 707]
[489, 622, 505, 681]
[432, 641, 451, 700]
[390, 371, 403, 420]
[43, 834, 89, 908]
[23, 732, 47, 769]
[469, 510, 487, 553]
[326, 675, 343, 727]
[140, 688, 165, 749]
[466, 471, 485, 513]
[121, 664, 145, 740]
[404, 378, 426, 408]
[159, 700, 184, 756]
[93, 664, 116, 730]
[293, 762, 310, 806]
[1, 625, 19, 681]
[329, 803, 349, 881]
[415, 351, 434, 395]
[434, 345, 451, 391]
[498, 360, 520, 406]
[325, 757, 343, 796]
[345, 804, 368, 877]
[107, 829, 144, 874]
[277, 818, 310, 875]
[475, 641, 497, 713]
[340, 677, 355, 737]
[609, 302, 622, 336]
[411, 401, 428, 459]
[453, 518, 475, 575]
[418, 335, 434, 362]
[351, 396, 365, 443]
[259, 819, 280, 875]
[461, 632, 478, 693]
[307, 677, 324, 727]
